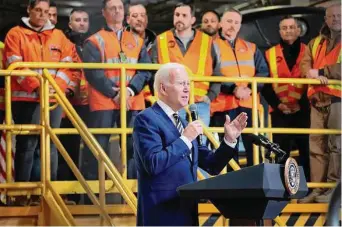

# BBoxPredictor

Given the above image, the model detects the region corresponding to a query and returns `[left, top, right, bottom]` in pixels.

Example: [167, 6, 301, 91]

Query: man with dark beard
[151, 3, 223, 145]
[201, 10, 220, 39]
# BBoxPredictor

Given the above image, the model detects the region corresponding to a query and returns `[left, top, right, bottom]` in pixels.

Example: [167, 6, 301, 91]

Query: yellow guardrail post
[120, 67, 127, 179]
[252, 80, 259, 165]
[39, 74, 47, 196]
[5, 69, 12, 183]
[43, 72, 51, 183]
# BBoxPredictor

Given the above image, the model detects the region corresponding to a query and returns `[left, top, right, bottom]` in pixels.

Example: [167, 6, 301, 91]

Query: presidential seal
[284, 157, 300, 195]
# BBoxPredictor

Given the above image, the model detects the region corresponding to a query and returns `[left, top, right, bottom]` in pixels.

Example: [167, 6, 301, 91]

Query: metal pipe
[120, 67, 127, 179]
[252, 81, 259, 165]
[99, 161, 106, 226]
[52, 128, 133, 134]
[5, 67, 13, 183]
[207, 127, 342, 134]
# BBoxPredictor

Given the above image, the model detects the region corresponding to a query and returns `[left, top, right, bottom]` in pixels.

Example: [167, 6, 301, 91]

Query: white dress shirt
[157, 100, 237, 150]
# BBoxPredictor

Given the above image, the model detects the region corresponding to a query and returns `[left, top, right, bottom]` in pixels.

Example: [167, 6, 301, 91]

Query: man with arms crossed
[133, 63, 248, 226]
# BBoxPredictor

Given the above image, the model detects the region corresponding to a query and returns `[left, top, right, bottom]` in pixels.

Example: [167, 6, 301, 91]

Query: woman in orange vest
[299, 4, 341, 204]
[3, 0, 74, 190]
[261, 16, 310, 180]
[211, 9, 269, 167]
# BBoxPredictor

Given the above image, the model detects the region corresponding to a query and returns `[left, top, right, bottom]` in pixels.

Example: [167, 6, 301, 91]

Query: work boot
[298, 189, 322, 203]
[315, 189, 333, 203]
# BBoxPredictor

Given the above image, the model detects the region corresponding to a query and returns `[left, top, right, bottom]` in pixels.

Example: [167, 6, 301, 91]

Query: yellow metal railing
[0, 63, 341, 226]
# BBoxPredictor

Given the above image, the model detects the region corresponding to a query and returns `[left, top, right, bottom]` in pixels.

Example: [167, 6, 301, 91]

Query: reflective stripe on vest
[308, 36, 341, 98]
[268, 45, 304, 104]
[12, 91, 38, 99]
[158, 31, 211, 100]
[16, 69, 58, 85]
[6, 55, 23, 67]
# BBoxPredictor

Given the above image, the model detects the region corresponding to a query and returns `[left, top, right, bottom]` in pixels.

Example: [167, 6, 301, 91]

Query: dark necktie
[173, 113, 192, 161]
[173, 113, 184, 134]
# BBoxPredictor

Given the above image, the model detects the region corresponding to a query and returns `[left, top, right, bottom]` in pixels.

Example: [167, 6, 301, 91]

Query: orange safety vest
[211, 38, 257, 114]
[266, 43, 307, 110]
[307, 36, 341, 98]
[156, 30, 213, 102]
[4, 24, 73, 102]
[87, 29, 144, 111]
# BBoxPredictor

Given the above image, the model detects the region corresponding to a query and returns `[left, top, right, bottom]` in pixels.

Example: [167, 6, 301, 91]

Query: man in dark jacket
[58, 8, 91, 204]
[261, 16, 310, 180]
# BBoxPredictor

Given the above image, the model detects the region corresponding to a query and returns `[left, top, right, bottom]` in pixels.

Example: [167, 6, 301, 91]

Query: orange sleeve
[54, 32, 74, 92]
[4, 28, 40, 93]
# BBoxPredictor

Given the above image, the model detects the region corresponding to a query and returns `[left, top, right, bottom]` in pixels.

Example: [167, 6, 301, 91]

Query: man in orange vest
[4, 0, 74, 198]
[261, 16, 310, 180]
[82, 0, 151, 181]
[57, 8, 91, 204]
[151, 3, 223, 145]
[201, 10, 220, 40]
[211, 9, 269, 167]
[299, 4, 341, 203]
[126, 3, 156, 107]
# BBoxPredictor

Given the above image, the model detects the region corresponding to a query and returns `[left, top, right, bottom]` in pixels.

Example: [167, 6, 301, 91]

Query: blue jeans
[179, 102, 210, 145]
[12, 102, 63, 182]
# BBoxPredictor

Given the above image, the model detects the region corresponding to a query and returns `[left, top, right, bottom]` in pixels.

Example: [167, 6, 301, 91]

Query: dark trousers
[271, 109, 311, 181]
[213, 107, 259, 167]
[12, 102, 63, 182]
[82, 110, 138, 181]
[57, 105, 91, 202]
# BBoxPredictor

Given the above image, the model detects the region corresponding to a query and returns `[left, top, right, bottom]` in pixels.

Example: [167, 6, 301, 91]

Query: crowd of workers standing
[0, 0, 340, 205]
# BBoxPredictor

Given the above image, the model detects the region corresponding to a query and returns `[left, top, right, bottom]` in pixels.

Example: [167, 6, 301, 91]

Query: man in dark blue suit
[133, 63, 248, 226]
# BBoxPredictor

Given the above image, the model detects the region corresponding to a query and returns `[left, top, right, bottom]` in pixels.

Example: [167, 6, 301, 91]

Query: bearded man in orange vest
[151, 3, 223, 146]
[82, 0, 151, 181]
[211, 9, 269, 167]
[299, 4, 341, 203]
[261, 16, 310, 180]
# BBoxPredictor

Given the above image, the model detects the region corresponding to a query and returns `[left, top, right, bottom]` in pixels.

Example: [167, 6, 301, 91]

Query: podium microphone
[249, 134, 287, 163]
[189, 104, 203, 146]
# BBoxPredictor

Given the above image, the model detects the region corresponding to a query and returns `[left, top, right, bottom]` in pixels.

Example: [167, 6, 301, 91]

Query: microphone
[189, 104, 203, 146]
[249, 134, 287, 163]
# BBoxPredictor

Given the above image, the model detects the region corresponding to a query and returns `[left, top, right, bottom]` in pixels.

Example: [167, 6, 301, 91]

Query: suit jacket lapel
[152, 103, 180, 138]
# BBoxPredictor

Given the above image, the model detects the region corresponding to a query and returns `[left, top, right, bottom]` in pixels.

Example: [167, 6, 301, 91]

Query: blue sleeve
[128, 45, 152, 94]
[198, 142, 235, 175]
[253, 48, 269, 91]
[82, 41, 117, 98]
[133, 113, 191, 176]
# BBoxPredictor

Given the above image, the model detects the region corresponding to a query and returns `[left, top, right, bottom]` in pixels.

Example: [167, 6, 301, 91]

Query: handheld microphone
[189, 104, 203, 146]
[249, 134, 287, 163]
